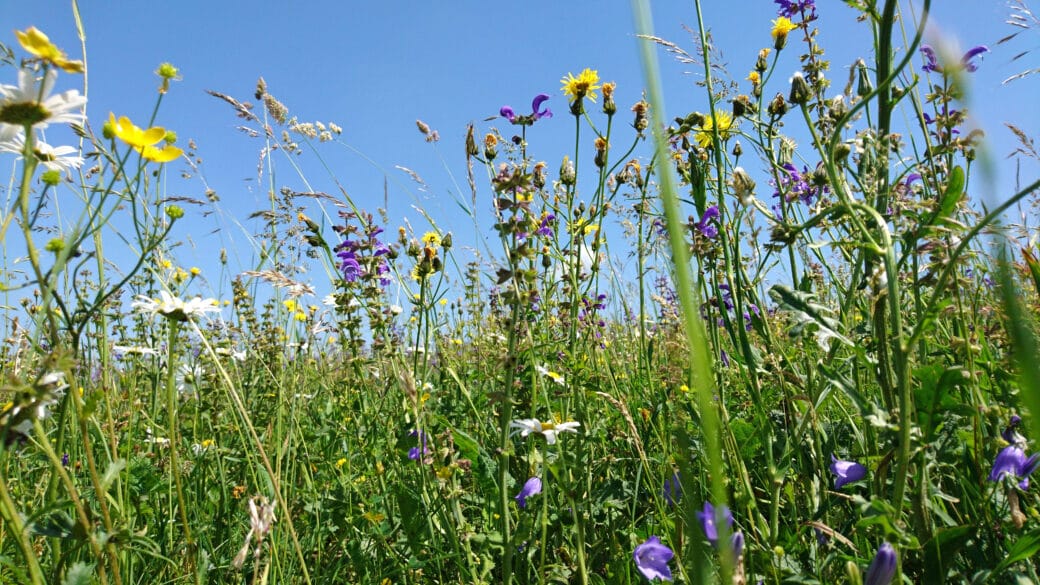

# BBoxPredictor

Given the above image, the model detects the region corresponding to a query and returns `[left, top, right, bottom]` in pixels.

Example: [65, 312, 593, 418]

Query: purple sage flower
[920, 44, 988, 73]
[830, 454, 867, 489]
[775, 0, 817, 20]
[864, 542, 897, 585]
[989, 445, 1040, 490]
[515, 476, 542, 509]
[696, 205, 720, 239]
[633, 535, 674, 581]
[501, 93, 553, 125]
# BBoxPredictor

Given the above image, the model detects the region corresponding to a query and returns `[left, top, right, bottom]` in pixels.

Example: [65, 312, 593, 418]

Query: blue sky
[1, 1, 1036, 300]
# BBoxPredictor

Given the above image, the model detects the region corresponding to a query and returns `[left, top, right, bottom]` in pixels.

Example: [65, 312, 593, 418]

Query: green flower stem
[191, 321, 313, 585]
[0, 454, 46, 585]
[164, 321, 196, 552]
[632, 0, 728, 579]
[32, 419, 110, 585]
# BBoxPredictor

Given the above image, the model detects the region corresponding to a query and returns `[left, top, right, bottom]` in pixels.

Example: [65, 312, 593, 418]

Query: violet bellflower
[696, 502, 744, 558]
[989, 445, 1040, 489]
[829, 454, 867, 489]
[633, 535, 674, 581]
[864, 542, 897, 585]
[501, 94, 553, 126]
[515, 476, 542, 509]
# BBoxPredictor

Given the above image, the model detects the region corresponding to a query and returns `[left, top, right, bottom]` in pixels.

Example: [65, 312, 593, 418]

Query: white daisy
[535, 365, 566, 386]
[510, 418, 581, 445]
[132, 290, 221, 322]
[0, 130, 83, 174]
[0, 69, 86, 129]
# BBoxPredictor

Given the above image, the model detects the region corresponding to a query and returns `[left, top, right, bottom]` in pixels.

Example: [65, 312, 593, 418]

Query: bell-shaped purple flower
[864, 542, 897, 585]
[696, 501, 734, 546]
[633, 535, 673, 581]
[407, 430, 430, 463]
[830, 454, 867, 489]
[515, 476, 542, 509]
[989, 445, 1040, 490]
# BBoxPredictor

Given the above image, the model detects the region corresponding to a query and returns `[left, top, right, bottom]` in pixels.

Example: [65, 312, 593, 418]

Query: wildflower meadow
[4, 1, 1040, 583]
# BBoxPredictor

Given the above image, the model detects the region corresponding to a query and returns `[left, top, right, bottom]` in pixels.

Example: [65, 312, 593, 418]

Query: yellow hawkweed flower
[771, 17, 798, 50]
[190, 267, 201, 276]
[421, 231, 441, 247]
[561, 68, 601, 103]
[15, 27, 84, 73]
[694, 111, 735, 149]
[747, 71, 761, 85]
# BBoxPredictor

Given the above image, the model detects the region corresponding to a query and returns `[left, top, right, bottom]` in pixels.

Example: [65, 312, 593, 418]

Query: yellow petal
[139, 144, 183, 163]
[15, 27, 59, 60]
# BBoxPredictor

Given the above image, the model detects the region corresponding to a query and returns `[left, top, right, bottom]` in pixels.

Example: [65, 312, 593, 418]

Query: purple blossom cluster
[695, 205, 720, 239]
[334, 224, 392, 286]
[500, 93, 553, 126]
[714, 283, 759, 331]
[773, 163, 827, 205]
[775, 0, 817, 22]
[920, 44, 988, 74]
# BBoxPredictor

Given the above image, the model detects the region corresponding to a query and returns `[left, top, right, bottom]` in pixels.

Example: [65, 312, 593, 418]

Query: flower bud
[731, 141, 743, 157]
[601, 82, 617, 116]
[863, 543, 896, 585]
[465, 124, 479, 157]
[483, 133, 498, 161]
[732, 94, 753, 118]
[165, 205, 184, 220]
[828, 95, 847, 121]
[832, 142, 852, 163]
[631, 100, 649, 133]
[856, 59, 873, 97]
[756, 48, 771, 73]
[41, 169, 62, 186]
[768, 92, 788, 118]
[788, 72, 811, 105]
[594, 137, 608, 168]
[559, 155, 576, 186]
[730, 166, 755, 204]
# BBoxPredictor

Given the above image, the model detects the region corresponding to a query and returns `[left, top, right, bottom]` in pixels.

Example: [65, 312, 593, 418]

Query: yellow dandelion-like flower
[421, 231, 441, 247]
[694, 111, 735, 149]
[15, 27, 84, 73]
[561, 68, 601, 103]
[771, 17, 798, 49]
[747, 71, 761, 85]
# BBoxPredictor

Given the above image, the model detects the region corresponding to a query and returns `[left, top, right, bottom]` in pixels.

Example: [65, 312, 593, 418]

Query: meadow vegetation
[2, 1, 1040, 583]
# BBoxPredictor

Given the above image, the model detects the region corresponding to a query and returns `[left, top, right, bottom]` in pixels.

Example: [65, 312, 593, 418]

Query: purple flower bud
[864, 542, 897, 585]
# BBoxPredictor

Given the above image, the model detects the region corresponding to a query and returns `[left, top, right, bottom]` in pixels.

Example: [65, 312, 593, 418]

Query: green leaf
[769, 285, 852, 349]
[922, 525, 972, 580]
[62, 562, 94, 585]
[1021, 247, 1040, 298]
[938, 165, 965, 221]
[100, 458, 127, 493]
[993, 529, 1040, 576]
